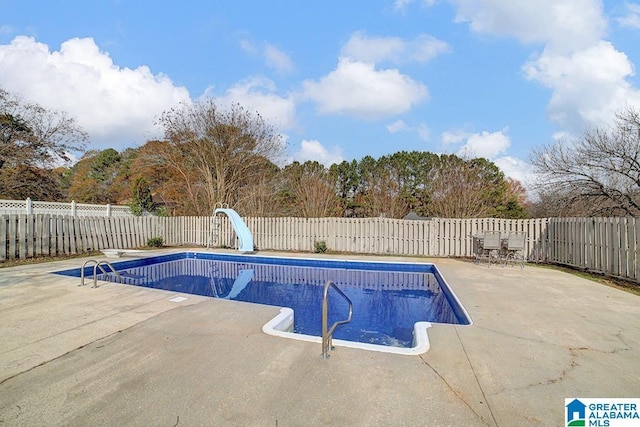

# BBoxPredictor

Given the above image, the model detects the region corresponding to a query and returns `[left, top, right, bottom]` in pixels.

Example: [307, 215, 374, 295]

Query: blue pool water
[54, 252, 470, 348]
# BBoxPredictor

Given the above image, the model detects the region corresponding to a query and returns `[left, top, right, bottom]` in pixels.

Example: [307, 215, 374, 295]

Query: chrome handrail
[79, 259, 99, 286]
[92, 260, 122, 288]
[321, 280, 353, 359]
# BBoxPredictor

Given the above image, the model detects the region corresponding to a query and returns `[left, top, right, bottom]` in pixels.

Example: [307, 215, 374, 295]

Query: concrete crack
[476, 325, 632, 355]
[454, 326, 499, 427]
[418, 326, 499, 427]
[418, 354, 492, 426]
[529, 346, 581, 387]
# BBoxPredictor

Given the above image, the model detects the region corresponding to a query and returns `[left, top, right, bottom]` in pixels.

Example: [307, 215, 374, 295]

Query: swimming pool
[54, 252, 471, 354]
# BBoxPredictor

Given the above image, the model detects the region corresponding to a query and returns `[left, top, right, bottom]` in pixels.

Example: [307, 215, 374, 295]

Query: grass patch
[0, 251, 103, 268]
[0, 247, 173, 269]
[536, 262, 640, 297]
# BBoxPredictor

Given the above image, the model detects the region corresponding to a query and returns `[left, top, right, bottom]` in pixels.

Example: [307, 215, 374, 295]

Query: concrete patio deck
[0, 249, 639, 426]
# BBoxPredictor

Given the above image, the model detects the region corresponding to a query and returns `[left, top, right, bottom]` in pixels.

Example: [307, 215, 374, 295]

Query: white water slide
[213, 208, 255, 252]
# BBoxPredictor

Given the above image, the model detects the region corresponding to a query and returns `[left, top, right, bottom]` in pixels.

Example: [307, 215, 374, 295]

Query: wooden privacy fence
[1, 214, 638, 283]
[547, 217, 640, 282]
[0, 215, 185, 261]
[236, 217, 548, 258]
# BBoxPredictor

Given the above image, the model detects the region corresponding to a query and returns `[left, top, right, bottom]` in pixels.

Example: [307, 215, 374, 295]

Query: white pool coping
[262, 307, 433, 355]
[74, 250, 472, 355]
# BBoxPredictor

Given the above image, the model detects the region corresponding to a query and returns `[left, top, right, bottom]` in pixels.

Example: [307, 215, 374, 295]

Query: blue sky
[1, 1, 640, 190]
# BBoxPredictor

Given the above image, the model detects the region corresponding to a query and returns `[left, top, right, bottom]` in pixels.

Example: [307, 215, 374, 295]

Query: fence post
[106, 204, 112, 217]
[71, 200, 77, 217]
[26, 197, 33, 215]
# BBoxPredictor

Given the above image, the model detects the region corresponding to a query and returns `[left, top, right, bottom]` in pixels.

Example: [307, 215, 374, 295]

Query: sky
[1, 0, 640, 191]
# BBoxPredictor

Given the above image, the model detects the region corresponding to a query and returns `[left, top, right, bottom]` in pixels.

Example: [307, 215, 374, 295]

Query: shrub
[147, 237, 164, 248]
[314, 240, 327, 253]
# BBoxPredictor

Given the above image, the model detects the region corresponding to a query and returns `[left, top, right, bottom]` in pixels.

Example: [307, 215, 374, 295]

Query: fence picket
[0, 216, 7, 261]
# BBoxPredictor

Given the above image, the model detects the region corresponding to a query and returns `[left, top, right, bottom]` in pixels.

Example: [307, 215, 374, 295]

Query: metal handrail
[321, 280, 353, 359]
[79, 259, 99, 286]
[92, 260, 122, 288]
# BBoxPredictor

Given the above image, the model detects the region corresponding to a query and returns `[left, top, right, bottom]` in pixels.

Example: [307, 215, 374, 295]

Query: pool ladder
[79, 259, 123, 288]
[321, 280, 353, 360]
[207, 202, 229, 249]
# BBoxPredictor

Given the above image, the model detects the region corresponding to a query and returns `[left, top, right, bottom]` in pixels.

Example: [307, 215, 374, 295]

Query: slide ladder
[212, 207, 255, 252]
[207, 215, 221, 249]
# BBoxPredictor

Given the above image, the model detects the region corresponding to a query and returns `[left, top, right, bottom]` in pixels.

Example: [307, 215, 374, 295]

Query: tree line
[2, 86, 639, 218]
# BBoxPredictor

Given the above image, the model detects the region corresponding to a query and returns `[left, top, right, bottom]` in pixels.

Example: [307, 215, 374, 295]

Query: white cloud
[412, 35, 451, 62]
[618, 3, 640, 28]
[0, 36, 190, 149]
[386, 119, 410, 133]
[441, 128, 510, 159]
[441, 129, 470, 145]
[552, 130, 574, 142]
[240, 39, 294, 74]
[0, 25, 14, 35]
[302, 57, 428, 119]
[394, 0, 414, 10]
[293, 139, 343, 166]
[451, 0, 606, 52]
[493, 156, 536, 188]
[441, 128, 534, 185]
[394, 0, 436, 12]
[442, 128, 538, 186]
[210, 76, 297, 129]
[417, 123, 430, 140]
[386, 119, 430, 140]
[523, 40, 640, 130]
[456, 129, 510, 159]
[239, 39, 258, 55]
[263, 43, 294, 74]
[341, 32, 405, 63]
[341, 31, 449, 64]
[452, 0, 640, 135]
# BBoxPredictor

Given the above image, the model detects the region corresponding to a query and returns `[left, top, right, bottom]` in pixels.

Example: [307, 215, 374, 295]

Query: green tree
[329, 160, 360, 216]
[383, 151, 439, 215]
[130, 176, 154, 216]
[352, 155, 409, 218]
[67, 149, 123, 203]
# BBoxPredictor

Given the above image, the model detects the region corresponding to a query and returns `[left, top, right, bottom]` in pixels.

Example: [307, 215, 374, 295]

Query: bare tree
[0, 87, 87, 170]
[426, 156, 507, 218]
[356, 165, 409, 218]
[234, 157, 281, 216]
[279, 161, 339, 218]
[134, 140, 210, 215]
[530, 107, 640, 216]
[150, 99, 284, 215]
